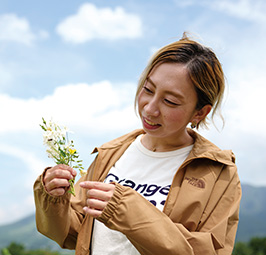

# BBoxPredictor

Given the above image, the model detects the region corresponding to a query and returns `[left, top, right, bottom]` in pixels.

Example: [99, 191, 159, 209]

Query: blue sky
[0, 0, 265, 225]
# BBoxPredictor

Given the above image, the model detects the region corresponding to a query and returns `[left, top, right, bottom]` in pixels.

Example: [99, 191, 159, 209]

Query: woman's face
[138, 62, 200, 144]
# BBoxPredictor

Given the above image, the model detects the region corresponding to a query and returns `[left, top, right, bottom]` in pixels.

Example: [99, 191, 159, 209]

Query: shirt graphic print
[105, 134, 193, 211]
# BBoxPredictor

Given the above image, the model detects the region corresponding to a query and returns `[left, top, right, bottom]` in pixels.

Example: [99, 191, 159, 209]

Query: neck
[141, 131, 194, 152]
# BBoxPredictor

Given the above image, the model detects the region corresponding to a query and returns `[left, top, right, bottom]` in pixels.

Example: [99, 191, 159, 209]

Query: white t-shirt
[91, 135, 193, 255]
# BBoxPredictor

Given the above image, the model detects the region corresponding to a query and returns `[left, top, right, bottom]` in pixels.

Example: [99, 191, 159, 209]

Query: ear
[191, 104, 212, 124]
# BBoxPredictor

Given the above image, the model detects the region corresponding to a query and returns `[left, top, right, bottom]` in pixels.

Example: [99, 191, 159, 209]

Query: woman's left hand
[79, 181, 115, 217]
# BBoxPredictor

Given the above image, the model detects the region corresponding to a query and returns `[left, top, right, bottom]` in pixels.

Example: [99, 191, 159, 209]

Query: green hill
[0, 183, 265, 250]
[0, 214, 74, 254]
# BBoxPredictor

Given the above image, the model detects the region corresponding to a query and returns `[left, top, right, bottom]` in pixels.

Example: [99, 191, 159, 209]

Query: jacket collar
[92, 129, 235, 166]
[187, 129, 235, 166]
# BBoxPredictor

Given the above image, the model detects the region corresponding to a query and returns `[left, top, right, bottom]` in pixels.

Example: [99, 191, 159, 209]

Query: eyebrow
[146, 77, 185, 101]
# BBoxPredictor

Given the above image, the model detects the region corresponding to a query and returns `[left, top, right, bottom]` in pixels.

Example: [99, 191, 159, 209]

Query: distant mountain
[0, 183, 265, 251]
[236, 184, 266, 242]
[0, 214, 74, 254]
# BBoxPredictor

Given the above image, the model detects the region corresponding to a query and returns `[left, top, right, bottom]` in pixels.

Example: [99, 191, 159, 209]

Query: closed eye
[143, 86, 153, 94]
[164, 99, 179, 106]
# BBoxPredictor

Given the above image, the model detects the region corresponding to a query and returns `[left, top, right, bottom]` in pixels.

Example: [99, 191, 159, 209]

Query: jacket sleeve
[33, 167, 90, 249]
[97, 168, 241, 255]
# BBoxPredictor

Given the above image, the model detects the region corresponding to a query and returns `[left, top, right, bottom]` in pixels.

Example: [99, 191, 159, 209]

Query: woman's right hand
[43, 164, 77, 196]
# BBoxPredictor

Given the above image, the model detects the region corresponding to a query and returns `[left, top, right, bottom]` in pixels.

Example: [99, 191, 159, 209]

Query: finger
[45, 178, 70, 193]
[86, 188, 113, 202]
[44, 166, 76, 184]
[48, 164, 77, 178]
[48, 187, 67, 197]
[86, 198, 108, 211]
[83, 206, 102, 218]
[80, 181, 115, 192]
[55, 164, 77, 176]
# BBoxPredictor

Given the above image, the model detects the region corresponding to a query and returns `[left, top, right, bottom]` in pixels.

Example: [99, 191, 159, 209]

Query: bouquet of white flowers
[40, 117, 85, 196]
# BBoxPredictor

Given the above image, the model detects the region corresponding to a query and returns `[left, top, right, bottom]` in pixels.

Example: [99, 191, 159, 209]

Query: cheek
[164, 109, 186, 124]
[168, 114, 181, 124]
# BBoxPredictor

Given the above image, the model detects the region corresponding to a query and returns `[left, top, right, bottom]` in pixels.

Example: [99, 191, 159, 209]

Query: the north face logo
[185, 177, 205, 189]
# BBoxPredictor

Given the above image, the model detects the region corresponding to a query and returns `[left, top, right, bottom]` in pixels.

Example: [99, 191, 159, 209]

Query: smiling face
[137, 62, 210, 150]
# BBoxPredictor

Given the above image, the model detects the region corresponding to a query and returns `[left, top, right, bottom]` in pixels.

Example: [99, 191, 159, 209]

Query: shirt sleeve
[96, 168, 241, 255]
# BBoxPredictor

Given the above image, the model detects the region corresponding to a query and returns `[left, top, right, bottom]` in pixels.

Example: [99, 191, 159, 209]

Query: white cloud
[0, 81, 139, 134]
[0, 195, 35, 225]
[56, 3, 143, 43]
[0, 144, 47, 225]
[210, 0, 266, 24]
[225, 75, 266, 135]
[175, 0, 266, 24]
[0, 13, 49, 45]
[0, 144, 47, 177]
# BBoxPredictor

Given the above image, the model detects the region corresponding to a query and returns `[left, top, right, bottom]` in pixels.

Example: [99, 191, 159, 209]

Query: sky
[0, 0, 265, 225]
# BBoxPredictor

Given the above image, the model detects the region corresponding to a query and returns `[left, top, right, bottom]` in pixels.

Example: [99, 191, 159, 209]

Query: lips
[143, 117, 161, 130]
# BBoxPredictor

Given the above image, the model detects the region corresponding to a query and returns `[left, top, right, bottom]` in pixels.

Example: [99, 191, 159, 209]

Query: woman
[34, 33, 241, 255]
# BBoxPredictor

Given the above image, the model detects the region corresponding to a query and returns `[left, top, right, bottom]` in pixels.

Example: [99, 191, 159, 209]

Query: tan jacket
[34, 129, 241, 255]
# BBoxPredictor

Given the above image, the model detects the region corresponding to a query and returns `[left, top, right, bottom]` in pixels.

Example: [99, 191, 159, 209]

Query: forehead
[148, 62, 194, 91]
[149, 62, 188, 79]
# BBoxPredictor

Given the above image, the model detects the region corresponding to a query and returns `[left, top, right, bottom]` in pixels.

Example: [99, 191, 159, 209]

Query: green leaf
[39, 124, 47, 131]
[42, 117, 46, 125]
[68, 179, 76, 196]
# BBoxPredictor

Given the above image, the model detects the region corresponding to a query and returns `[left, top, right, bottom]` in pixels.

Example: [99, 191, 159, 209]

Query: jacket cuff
[97, 183, 124, 223]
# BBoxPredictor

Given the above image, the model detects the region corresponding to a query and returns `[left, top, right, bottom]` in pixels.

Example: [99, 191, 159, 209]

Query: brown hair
[135, 33, 225, 129]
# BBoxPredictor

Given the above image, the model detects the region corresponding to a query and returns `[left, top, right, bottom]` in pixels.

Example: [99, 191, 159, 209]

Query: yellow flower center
[69, 148, 76, 154]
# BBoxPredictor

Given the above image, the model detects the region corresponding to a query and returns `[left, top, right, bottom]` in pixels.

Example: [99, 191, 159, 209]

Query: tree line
[233, 237, 266, 255]
[0, 242, 71, 255]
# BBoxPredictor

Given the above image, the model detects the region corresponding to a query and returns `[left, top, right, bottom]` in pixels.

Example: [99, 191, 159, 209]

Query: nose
[144, 97, 160, 117]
